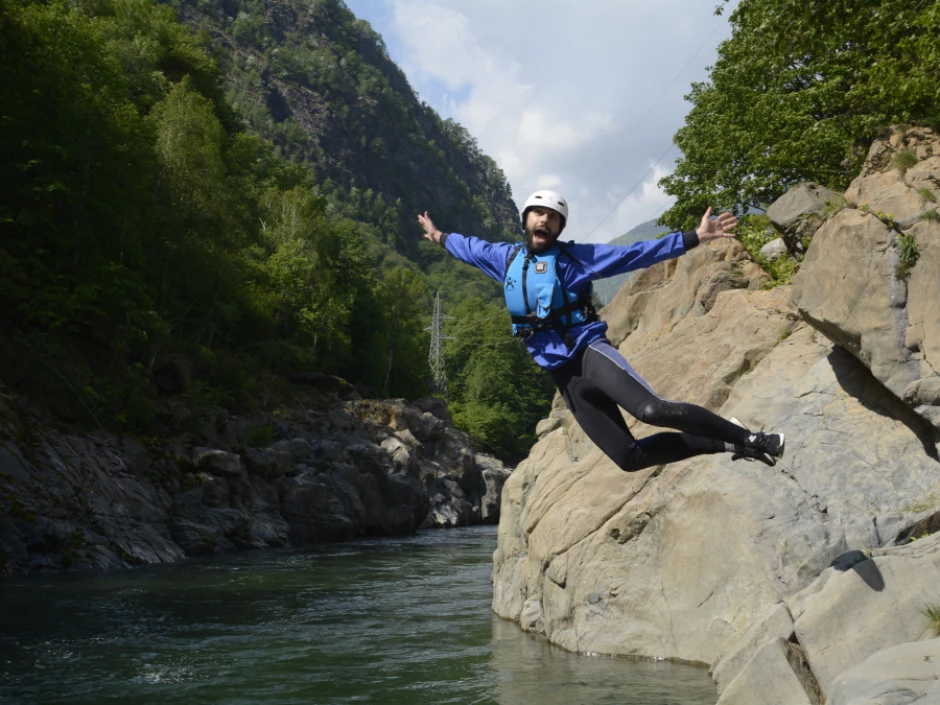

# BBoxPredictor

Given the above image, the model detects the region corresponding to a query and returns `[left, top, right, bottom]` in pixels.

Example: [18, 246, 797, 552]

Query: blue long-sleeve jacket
[441, 230, 698, 369]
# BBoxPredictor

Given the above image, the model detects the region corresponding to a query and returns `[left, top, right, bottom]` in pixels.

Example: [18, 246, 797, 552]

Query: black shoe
[729, 418, 785, 466]
[730, 445, 776, 466]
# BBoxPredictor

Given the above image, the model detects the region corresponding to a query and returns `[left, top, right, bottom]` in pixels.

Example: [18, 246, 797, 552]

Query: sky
[343, 0, 740, 243]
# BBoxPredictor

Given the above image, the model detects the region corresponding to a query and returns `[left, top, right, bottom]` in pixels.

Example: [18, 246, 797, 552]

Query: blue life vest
[503, 242, 597, 347]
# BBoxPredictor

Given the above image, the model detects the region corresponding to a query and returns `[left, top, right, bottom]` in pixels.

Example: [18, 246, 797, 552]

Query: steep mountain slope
[164, 0, 519, 269]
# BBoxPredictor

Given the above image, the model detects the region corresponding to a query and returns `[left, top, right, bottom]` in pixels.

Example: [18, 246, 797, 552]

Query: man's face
[524, 207, 562, 253]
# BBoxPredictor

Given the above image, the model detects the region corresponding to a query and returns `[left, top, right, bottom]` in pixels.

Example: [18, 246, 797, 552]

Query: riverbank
[0, 384, 510, 577]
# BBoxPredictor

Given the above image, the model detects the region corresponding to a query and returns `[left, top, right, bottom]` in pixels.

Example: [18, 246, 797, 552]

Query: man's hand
[696, 207, 738, 242]
[418, 211, 443, 244]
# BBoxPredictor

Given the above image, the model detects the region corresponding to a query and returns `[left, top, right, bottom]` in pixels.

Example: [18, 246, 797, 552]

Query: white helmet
[522, 190, 568, 231]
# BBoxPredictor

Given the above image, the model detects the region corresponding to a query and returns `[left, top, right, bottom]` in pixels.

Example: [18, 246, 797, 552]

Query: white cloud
[535, 174, 563, 190]
[606, 164, 676, 241]
[390, 2, 531, 137]
[517, 109, 614, 153]
[352, 0, 739, 241]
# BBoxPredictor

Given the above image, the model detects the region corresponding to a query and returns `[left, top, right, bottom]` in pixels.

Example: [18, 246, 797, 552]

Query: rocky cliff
[0, 383, 509, 577]
[492, 127, 940, 704]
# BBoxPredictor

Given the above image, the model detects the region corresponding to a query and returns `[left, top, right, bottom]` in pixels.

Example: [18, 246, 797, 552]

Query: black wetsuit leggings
[550, 340, 751, 472]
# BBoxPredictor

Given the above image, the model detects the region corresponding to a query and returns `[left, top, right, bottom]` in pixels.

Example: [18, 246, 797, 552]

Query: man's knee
[634, 397, 665, 425]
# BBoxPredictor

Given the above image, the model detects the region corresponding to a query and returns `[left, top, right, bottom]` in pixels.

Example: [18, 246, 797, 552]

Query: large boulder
[760, 237, 789, 262]
[787, 531, 940, 699]
[720, 529, 940, 705]
[476, 453, 511, 523]
[491, 126, 940, 700]
[766, 182, 842, 255]
[792, 129, 940, 430]
[828, 638, 940, 705]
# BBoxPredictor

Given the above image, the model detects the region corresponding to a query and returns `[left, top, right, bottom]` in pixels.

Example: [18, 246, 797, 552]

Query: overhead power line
[580, 20, 727, 243]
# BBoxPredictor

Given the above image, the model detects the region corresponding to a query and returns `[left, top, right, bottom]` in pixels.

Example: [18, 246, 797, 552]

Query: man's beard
[525, 224, 559, 253]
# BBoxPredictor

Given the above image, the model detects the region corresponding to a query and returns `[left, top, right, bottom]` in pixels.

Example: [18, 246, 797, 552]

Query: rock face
[492, 128, 940, 703]
[792, 126, 940, 431]
[0, 391, 509, 577]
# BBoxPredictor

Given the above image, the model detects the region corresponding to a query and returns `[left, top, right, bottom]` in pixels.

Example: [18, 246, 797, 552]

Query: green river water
[0, 526, 717, 704]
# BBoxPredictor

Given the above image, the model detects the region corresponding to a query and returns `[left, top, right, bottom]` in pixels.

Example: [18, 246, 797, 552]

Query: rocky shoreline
[0, 384, 509, 577]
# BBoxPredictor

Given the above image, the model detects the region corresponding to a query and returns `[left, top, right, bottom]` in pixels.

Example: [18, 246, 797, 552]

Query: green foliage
[922, 209, 939, 222]
[243, 422, 274, 447]
[444, 298, 555, 461]
[733, 215, 799, 285]
[0, 0, 410, 423]
[918, 188, 937, 204]
[920, 603, 940, 638]
[661, 0, 940, 230]
[895, 232, 920, 279]
[0, 0, 543, 462]
[889, 148, 919, 172]
[376, 267, 430, 398]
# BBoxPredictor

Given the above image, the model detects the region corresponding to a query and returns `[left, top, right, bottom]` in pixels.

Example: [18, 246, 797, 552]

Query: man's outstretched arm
[416, 211, 514, 283]
[563, 208, 739, 285]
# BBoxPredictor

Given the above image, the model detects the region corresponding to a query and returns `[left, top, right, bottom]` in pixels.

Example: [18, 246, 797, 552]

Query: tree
[659, 0, 940, 230]
[445, 298, 555, 461]
[377, 267, 428, 398]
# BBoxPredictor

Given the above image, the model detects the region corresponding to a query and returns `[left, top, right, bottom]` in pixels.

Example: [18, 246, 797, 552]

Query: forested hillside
[165, 0, 519, 289]
[0, 0, 552, 461]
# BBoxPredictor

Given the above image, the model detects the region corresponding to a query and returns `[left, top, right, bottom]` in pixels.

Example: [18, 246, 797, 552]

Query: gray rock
[242, 447, 290, 478]
[716, 638, 816, 705]
[0, 371, 509, 575]
[712, 602, 796, 693]
[425, 427, 476, 493]
[793, 128, 940, 431]
[536, 417, 562, 438]
[493, 248, 940, 677]
[761, 237, 790, 261]
[828, 639, 940, 705]
[380, 434, 421, 476]
[170, 518, 223, 556]
[192, 447, 246, 478]
[788, 532, 940, 699]
[767, 183, 841, 253]
[412, 396, 453, 424]
[476, 454, 511, 523]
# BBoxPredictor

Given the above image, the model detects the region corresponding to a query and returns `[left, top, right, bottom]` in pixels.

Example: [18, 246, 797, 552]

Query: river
[0, 526, 717, 704]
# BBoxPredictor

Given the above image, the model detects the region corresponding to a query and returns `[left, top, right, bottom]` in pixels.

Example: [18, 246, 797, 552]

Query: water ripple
[0, 527, 716, 704]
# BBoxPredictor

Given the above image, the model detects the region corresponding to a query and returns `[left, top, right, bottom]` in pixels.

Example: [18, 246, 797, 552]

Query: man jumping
[417, 190, 784, 471]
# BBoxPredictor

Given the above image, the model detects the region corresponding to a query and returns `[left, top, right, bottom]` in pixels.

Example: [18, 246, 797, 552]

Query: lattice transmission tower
[425, 291, 452, 397]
